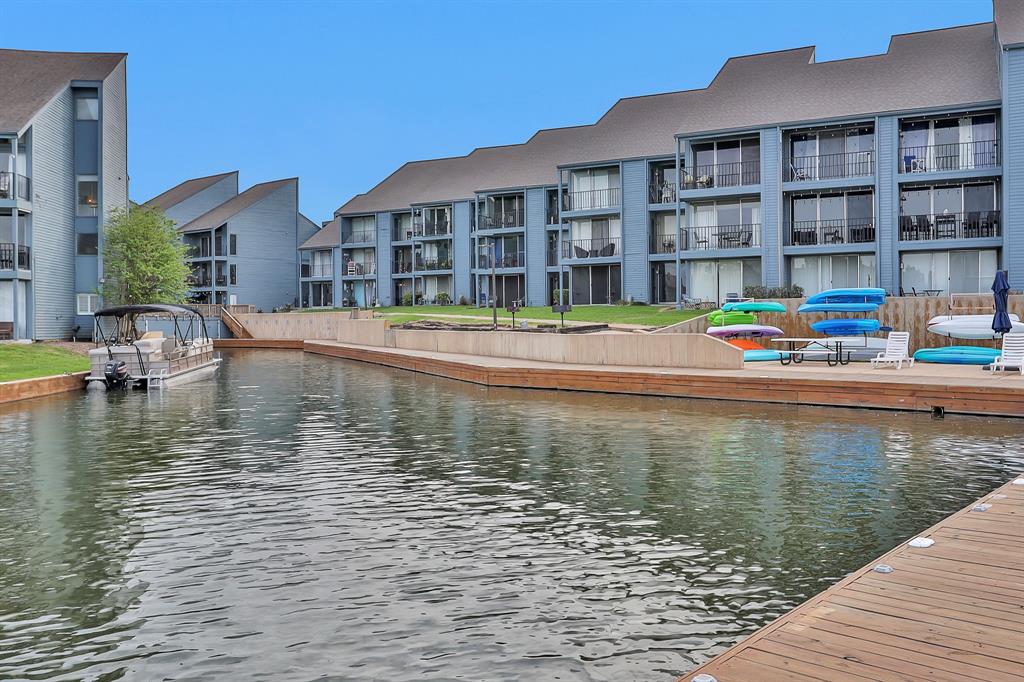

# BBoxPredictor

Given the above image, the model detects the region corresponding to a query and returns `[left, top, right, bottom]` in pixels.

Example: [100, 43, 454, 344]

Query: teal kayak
[722, 301, 786, 313]
[798, 302, 880, 314]
[811, 319, 881, 335]
[914, 346, 1000, 365]
[743, 349, 787, 362]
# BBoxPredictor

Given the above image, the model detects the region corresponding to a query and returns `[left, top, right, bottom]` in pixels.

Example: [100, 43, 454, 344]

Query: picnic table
[771, 337, 853, 367]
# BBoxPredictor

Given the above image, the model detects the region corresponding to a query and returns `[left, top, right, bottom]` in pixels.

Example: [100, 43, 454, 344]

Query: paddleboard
[926, 314, 1024, 340]
[811, 318, 881, 335]
[913, 346, 1001, 365]
[707, 310, 756, 326]
[798, 302, 880, 314]
[721, 301, 787, 313]
[707, 324, 784, 339]
[806, 288, 886, 305]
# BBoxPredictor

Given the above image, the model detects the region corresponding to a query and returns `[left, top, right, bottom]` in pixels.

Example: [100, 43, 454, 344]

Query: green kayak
[721, 301, 786, 313]
[708, 309, 757, 325]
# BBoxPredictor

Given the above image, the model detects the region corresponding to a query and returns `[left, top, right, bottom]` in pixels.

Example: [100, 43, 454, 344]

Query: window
[75, 94, 99, 121]
[300, 250, 311, 277]
[229, 234, 237, 255]
[77, 176, 98, 216]
[569, 265, 621, 304]
[76, 293, 99, 315]
[901, 250, 997, 295]
[790, 255, 876, 296]
[690, 258, 761, 303]
[76, 233, 98, 256]
[229, 264, 237, 285]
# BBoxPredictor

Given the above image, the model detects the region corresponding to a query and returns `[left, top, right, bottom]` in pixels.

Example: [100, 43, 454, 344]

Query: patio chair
[870, 332, 913, 370]
[989, 333, 1024, 375]
[598, 242, 616, 257]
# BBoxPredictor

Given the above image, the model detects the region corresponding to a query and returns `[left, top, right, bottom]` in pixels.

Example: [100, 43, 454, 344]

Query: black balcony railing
[0, 244, 30, 269]
[787, 150, 875, 181]
[477, 252, 525, 269]
[478, 209, 524, 229]
[682, 161, 760, 190]
[686, 224, 761, 250]
[899, 211, 1001, 241]
[788, 218, 876, 246]
[562, 187, 621, 211]
[190, 275, 212, 287]
[413, 219, 451, 237]
[415, 257, 453, 271]
[649, 233, 677, 254]
[343, 261, 375, 276]
[215, 275, 227, 286]
[561, 237, 621, 259]
[343, 231, 375, 244]
[899, 140, 999, 173]
[649, 181, 677, 204]
[394, 261, 413, 274]
[0, 172, 30, 201]
[312, 263, 334, 277]
[300, 263, 311, 277]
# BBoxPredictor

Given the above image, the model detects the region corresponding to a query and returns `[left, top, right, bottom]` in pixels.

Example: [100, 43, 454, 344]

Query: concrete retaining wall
[0, 371, 87, 405]
[236, 311, 374, 339]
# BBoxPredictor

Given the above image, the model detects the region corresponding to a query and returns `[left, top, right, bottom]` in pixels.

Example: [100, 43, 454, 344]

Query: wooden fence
[655, 294, 1024, 352]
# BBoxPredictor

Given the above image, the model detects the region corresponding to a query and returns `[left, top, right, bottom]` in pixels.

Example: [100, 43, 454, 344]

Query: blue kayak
[743, 349, 787, 362]
[722, 301, 787, 313]
[806, 288, 887, 305]
[798, 302, 880, 314]
[811, 318, 881, 335]
[914, 346, 1000, 365]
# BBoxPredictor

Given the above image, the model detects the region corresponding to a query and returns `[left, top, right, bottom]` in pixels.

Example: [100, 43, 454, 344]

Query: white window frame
[76, 293, 99, 315]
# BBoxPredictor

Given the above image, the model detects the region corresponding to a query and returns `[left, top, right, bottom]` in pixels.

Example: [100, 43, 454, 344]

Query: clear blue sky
[8, 0, 993, 222]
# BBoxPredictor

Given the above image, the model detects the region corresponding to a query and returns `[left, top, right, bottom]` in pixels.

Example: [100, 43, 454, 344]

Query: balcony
[0, 244, 30, 269]
[415, 257, 453, 271]
[562, 188, 621, 212]
[343, 230, 375, 244]
[394, 261, 413, 274]
[649, 233, 677, 254]
[686, 224, 761, 250]
[899, 211, 1000, 241]
[787, 150, 875, 182]
[413, 219, 451, 237]
[312, 263, 334, 277]
[682, 161, 759, 190]
[899, 140, 999, 174]
[190, 275, 212, 288]
[478, 209, 524, 229]
[649, 181, 677, 204]
[343, 261, 374, 276]
[0, 172, 30, 201]
[561, 237, 621, 259]
[215, 275, 227, 287]
[477, 252, 525, 269]
[788, 219, 876, 246]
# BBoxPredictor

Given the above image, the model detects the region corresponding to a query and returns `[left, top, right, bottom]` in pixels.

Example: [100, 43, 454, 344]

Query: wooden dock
[682, 476, 1024, 682]
[303, 341, 1024, 417]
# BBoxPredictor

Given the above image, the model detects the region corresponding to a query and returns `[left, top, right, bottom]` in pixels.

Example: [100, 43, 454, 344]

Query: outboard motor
[104, 360, 130, 390]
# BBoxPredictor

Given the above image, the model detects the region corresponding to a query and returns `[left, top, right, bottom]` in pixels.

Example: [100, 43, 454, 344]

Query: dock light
[908, 537, 934, 548]
[873, 564, 894, 574]
[972, 503, 991, 512]
[691, 675, 718, 682]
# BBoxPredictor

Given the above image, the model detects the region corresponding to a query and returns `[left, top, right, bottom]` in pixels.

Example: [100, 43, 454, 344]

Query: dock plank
[681, 477, 1024, 682]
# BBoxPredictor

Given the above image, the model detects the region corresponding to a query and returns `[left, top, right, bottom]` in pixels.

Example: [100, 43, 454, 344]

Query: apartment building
[315, 1, 1024, 309]
[144, 173, 317, 311]
[0, 49, 128, 339]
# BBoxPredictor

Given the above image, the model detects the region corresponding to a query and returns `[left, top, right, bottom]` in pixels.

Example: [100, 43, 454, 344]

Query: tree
[102, 205, 191, 306]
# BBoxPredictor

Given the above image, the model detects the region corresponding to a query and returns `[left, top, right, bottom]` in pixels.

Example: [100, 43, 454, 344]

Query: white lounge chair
[990, 333, 1024, 375]
[871, 332, 913, 369]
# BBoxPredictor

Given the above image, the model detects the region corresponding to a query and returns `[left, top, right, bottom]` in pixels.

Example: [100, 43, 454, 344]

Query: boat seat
[141, 331, 165, 340]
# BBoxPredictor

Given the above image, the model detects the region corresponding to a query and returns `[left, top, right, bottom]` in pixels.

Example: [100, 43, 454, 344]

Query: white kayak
[927, 314, 1024, 340]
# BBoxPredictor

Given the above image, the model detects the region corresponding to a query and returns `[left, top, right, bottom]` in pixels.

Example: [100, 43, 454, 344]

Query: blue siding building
[0, 49, 128, 339]
[313, 3, 1024, 309]
[145, 174, 317, 311]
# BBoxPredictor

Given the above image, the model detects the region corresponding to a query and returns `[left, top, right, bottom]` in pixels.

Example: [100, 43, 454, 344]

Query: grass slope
[0, 344, 90, 382]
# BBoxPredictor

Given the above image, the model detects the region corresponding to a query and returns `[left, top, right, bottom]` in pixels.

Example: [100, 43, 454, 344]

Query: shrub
[401, 292, 413, 307]
[552, 288, 570, 305]
[458, 296, 469, 306]
[435, 292, 451, 305]
[744, 285, 804, 300]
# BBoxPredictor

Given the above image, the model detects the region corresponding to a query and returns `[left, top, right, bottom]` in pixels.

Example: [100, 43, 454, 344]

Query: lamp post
[490, 236, 497, 330]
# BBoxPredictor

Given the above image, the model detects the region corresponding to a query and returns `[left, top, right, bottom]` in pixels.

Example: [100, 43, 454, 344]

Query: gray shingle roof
[0, 49, 125, 134]
[337, 21, 1000, 216]
[143, 171, 238, 211]
[299, 217, 340, 249]
[178, 178, 295, 234]
[995, 0, 1024, 46]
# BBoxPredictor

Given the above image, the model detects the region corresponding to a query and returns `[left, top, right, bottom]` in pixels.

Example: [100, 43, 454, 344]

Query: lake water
[1, 349, 1022, 681]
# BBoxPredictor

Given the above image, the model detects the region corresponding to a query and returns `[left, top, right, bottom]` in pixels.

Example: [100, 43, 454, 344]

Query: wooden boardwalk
[682, 476, 1024, 682]
[303, 341, 1024, 417]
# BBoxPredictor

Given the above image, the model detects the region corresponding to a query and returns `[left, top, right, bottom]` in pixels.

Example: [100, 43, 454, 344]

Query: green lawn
[0, 344, 91, 382]
[374, 305, 705, 327]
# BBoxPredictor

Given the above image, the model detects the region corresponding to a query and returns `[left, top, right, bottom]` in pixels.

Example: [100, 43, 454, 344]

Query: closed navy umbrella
[991, 270, 1011, 335]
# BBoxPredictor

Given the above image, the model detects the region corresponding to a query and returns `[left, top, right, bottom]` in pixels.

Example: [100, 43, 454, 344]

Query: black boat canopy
[94, 304, 203, 317]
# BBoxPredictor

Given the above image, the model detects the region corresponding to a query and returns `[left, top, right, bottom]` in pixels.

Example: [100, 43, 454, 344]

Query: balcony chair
[598, 242, 616, 257]
[574, 245, 589, 259]
[789, 162, 811, 181]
